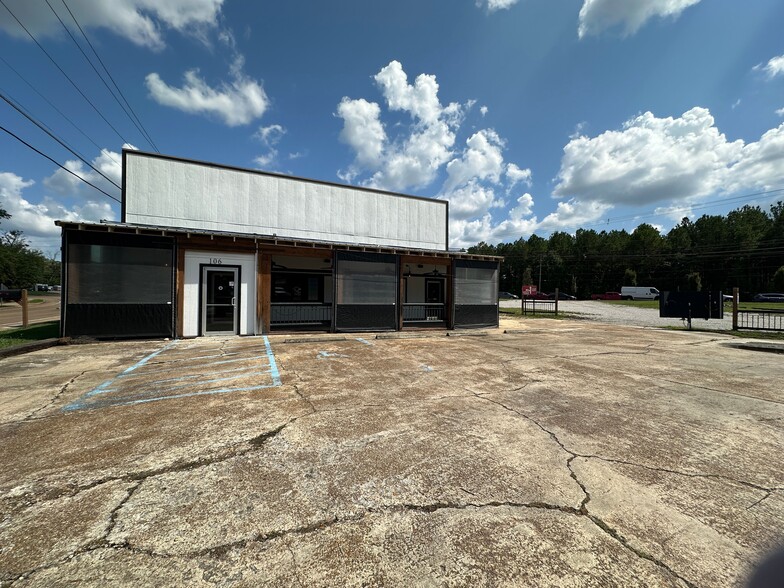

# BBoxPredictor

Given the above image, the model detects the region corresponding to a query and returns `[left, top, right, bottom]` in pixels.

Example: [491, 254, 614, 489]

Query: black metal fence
[735, 309, 784, 332]
[271, 304, 332, 327]
[521, 298, 557, 316]
[403, 303, 446, 323]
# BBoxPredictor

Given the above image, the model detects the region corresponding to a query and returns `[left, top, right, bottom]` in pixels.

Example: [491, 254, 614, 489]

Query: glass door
[201, 267, 238, 335]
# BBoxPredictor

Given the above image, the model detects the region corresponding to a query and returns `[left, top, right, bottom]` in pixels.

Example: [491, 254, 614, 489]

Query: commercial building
[57, 150, 500, 339]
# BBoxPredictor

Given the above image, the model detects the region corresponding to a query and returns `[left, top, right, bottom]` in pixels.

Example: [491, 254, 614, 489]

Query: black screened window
[454, 264, 498, 305]
[337, 259, 396, 304]
[272, 274, 326, 303]
[68, 244, 173, 304]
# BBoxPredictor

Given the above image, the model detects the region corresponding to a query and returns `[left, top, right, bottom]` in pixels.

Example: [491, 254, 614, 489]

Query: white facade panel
[183, 251, 256, 337]
[124, 153, 447, 250]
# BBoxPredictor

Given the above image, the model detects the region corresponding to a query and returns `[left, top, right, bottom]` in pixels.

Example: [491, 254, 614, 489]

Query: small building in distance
[57, 150, 500, 338]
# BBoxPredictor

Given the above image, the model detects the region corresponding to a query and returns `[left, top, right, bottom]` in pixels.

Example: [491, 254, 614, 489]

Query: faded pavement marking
[63, 337, 282, 411]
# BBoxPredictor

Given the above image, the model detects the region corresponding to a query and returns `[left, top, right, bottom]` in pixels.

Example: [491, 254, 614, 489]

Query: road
[0, 295, 61, 330]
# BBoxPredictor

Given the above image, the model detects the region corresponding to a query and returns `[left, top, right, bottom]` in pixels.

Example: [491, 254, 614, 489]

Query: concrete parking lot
[0, 317, 782, 587]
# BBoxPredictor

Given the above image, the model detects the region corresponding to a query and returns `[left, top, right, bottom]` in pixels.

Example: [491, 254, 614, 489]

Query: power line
[0, 90, 121, 190]
[44, 0, 158, 152]
[59, 0, 159, 152]
[0, 0, 130, 145]
[0, 123, 121, 203]
[0, 55, 120, 166]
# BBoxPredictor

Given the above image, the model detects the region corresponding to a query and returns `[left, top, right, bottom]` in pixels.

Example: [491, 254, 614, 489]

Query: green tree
[522, 266, 533, 286]
[0, 207, 53, 288]
[773, 266, 784, 292]
[685, 272, 702, 291]
[623, 268, 637, 286]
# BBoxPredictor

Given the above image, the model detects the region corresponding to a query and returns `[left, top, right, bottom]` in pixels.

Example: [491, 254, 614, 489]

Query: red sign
[522, 285, 537, 296]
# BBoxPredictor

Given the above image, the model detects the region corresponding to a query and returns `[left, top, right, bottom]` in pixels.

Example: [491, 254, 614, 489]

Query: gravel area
[500, 299, 735, 331]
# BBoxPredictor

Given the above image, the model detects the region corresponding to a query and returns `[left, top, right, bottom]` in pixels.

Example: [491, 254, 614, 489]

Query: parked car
[498, 291, 519, 300]
[620, 286, 660, 300]
[527, 292, 551, 300]
[590, 292, 621, 300]
[753, 293, 784, 302]
[548, 292, 576, 300]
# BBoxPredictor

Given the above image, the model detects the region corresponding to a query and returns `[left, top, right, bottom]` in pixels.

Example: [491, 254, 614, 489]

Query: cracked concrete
[1, 318, 782, 586]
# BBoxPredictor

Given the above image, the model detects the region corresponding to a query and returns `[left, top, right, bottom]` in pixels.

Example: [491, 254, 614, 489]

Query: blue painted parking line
[264, 335, 282, 386]
[63, 336, 283, 412]
[120, 341, 178, 374]
[91, 383, 281, 409]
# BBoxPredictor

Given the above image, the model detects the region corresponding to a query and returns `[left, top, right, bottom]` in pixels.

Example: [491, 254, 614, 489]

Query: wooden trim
[175, 237, 256, 252]
[260, 253, 271, 334]
[268, 246, 334, 259]
[176, 246, 185, 337]
[447, 259, 455, 329]
[399, 254, 452, 266]
[398, 258, 405, 331]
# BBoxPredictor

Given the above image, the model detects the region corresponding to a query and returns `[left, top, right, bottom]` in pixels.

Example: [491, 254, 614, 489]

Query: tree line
[468, 202, 784, 298]
[0, 205, 60, 290]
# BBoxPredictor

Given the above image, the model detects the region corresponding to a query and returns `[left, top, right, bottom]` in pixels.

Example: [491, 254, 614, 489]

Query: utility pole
[538, 255, 542, 292]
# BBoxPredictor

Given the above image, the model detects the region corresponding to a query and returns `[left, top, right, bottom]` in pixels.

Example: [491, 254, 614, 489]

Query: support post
[260, 253, 271, 334]
[554, 288, 559, 316]
[21, 289, 28, 327]
[732, 287, 738, 331]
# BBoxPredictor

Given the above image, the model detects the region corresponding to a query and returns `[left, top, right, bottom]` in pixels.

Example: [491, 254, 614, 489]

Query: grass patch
[603, 300, 659, 309]
[736, 302, 784, 311]
[602, 299, 784, 311]
[0, 321, 60, 349]
[500, 307, 578, 320]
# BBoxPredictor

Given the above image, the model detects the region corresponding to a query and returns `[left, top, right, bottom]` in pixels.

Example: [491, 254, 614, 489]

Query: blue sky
[1, 0, 783, 256]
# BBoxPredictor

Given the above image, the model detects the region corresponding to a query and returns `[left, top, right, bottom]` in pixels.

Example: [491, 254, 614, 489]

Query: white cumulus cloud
[44, 145, 134, 200]
[0, 0, 224, 50]
[753, 54, 784, 80]
[337, 60, 544, 247]
[725, 124, 784, 193]
[255, 124, 286, 147]
[554, 107, 744, 205]
[337, 98, 386, 170]
[337, 61, 463, 192]
[444, 129, 506, 192]
[252, 124, 287, 170]
[146, 57, 268, 126]
[506, 163, 533, 188]
[0, 172, 115, 240]
[450, 105, 784, 248]
[543, 107, 784, 244]
[476, 0, 520, 13]
[578, 0, 701, 38]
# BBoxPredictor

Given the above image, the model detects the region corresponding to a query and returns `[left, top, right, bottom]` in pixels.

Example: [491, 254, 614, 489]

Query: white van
[621, 286, 660, 300]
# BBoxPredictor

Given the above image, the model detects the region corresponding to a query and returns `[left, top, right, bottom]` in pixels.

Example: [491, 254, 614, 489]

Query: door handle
[231, 297, 236, 306]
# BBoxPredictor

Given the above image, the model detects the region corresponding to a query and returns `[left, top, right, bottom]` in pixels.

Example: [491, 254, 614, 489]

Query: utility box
[659, 291, 724, 321]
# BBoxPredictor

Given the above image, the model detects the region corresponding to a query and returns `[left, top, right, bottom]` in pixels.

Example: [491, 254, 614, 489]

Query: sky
[1, 0, 784, 257]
